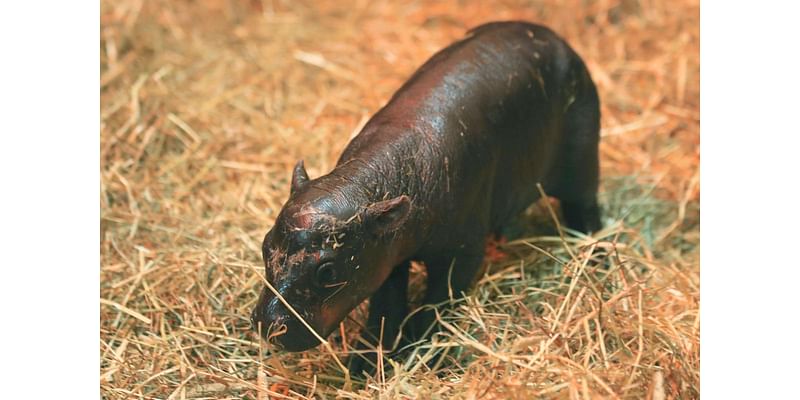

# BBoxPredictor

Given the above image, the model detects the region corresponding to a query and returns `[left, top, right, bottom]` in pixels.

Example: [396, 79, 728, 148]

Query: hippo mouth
[254, 316, 323, 352]
[250, 289, 330, 352]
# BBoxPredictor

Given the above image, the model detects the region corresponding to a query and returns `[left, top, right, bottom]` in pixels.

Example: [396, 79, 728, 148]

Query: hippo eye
[315, 262, 338, 287]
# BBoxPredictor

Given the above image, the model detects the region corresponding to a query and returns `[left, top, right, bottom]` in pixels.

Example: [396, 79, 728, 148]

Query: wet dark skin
[250, 21, 601, 375]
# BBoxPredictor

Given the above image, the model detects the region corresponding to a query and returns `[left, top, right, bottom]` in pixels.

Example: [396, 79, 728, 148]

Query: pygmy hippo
[250, 21, 601, 371]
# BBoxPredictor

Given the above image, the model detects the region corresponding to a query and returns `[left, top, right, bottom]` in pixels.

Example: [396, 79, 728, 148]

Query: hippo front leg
[348, 260, 410, 377]
[407, 250, 485, 342]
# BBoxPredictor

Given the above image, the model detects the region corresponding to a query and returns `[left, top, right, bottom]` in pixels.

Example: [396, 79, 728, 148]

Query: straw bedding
[100, 0, 699, 398]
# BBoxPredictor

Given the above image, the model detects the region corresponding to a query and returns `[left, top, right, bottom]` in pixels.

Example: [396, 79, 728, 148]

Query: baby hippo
[250, 21, 601, 370]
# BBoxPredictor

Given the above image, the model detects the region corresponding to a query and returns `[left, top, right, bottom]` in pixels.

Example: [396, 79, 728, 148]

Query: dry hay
[100, 0, 699, 398]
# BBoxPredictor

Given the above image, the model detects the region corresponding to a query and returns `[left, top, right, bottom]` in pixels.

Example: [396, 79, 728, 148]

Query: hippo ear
[364, 195, 411, 236]
[290, 160, 310, 194]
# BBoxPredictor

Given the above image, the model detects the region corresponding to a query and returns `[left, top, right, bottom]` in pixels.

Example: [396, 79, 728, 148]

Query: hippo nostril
[268, 321, 288, 340]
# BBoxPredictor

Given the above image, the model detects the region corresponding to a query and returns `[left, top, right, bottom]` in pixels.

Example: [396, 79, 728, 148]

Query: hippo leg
[561, 199, 601, 235]
[348, 260, 410, 377]
[407, 250, 484, 341]
[552, 77, 602, 234]
[393, 250, 484, 371]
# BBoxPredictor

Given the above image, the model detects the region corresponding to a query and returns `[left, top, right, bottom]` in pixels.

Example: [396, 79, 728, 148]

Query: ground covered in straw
[101, 1, 699, 398]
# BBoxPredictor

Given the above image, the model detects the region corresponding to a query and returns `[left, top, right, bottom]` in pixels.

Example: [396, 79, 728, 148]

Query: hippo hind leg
[551, 74, 602, 235]
[561, 199, 601, 235]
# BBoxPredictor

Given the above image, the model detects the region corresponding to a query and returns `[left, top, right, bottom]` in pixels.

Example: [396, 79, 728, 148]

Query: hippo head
[250, 160, 411, 352]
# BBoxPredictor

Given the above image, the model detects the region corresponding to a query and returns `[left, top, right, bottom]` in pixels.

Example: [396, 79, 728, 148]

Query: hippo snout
[250, 289, 321, 352]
